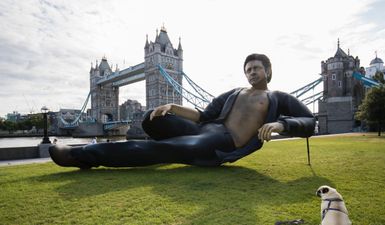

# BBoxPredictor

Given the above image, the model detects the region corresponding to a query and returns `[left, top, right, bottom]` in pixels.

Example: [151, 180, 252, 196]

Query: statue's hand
[150, 104, 173, 120]
[258, 122, 284, 142]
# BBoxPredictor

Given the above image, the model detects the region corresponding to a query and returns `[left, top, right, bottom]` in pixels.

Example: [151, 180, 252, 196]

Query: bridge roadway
[97, 62, 145, 87]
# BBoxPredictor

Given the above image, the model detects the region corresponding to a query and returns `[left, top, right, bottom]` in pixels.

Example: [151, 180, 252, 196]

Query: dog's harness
[321, 198, 348, 221]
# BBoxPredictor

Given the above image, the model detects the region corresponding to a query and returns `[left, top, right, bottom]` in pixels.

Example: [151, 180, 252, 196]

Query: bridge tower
[89, 57, 119, 123]
[144, 26, 183, 109]
[318, 39, 364, 134]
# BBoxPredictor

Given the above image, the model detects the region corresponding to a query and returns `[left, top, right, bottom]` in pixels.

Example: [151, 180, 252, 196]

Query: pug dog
[316, 185, 352, 225]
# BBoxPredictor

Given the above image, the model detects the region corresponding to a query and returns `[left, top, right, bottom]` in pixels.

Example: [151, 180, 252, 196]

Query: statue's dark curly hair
[243, 53, 272, 83]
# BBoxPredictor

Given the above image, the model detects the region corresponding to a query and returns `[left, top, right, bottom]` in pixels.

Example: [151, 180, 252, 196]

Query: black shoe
[49, 145, 91, 169]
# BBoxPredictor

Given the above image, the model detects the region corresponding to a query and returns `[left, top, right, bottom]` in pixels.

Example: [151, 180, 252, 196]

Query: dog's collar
[321, 198, 348, 221]
[322, 198, 343, 202]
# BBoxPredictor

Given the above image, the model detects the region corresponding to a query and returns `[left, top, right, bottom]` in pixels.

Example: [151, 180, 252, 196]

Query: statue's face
[244, 60, 268, 87]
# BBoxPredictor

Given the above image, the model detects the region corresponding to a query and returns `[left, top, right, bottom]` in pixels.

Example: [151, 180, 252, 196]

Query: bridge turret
[99, 56, 112, 76]
[177, 37, 183, 59]
[93, 60, 100, 76]
[144, 34, 150, 54]
[144, 26, 183, 109]
[154, 29, 162, 53]
[90, 56, 119, 123]
[318, 39, 365, 134]
[90, 62, 94, 73]
[321, 39, 361, 98]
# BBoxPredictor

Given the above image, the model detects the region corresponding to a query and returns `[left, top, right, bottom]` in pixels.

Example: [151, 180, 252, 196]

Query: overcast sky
[1, 0, 384, 117]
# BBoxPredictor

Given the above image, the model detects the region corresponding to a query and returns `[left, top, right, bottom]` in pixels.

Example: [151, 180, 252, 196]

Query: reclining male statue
[49, 53, 315, 169]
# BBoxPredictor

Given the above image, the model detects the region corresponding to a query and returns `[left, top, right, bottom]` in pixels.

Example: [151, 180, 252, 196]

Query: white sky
[1, 0, 385, 117]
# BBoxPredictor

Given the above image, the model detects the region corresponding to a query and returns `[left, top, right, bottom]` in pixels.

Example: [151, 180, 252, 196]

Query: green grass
[0, 133, 384, 225]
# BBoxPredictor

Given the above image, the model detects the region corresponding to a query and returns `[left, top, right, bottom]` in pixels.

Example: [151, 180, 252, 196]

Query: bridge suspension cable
[157, 65, 213, 110]
[290, 77, 322, 98]
[300, 91, 323, 105]
[181, 72, 214, 103]
[352, 71, 381, 87]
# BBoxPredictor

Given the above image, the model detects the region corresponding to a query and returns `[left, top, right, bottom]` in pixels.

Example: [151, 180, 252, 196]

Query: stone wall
[327, 120, 354, 134]
[72, 123, 104, 137]
[318, 97, 355, 134]
[0, 146, 38, 160]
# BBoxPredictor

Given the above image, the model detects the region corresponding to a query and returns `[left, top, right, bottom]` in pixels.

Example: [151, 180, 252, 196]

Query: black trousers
[70, 110, 236, 167]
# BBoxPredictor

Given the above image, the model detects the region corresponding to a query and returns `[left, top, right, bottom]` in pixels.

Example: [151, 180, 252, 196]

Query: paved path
[0, 157, 52, 167]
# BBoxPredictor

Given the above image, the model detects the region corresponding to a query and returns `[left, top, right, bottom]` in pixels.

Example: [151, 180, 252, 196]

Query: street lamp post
[41, 106, 51, 144]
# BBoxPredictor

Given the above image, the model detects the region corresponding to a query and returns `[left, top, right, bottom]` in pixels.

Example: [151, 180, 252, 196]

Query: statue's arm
[150, 89, 236, 123]
[150, 104, 200, 122]
[276, 92, 316, 137]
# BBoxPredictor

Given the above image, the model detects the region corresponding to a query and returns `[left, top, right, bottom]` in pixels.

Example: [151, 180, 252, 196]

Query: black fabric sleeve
[198, 89, 236, 123]
[275, 91, 316, 137]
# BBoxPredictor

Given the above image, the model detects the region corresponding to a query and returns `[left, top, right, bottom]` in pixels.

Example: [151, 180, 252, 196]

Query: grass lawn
[0, 133, 384, 225]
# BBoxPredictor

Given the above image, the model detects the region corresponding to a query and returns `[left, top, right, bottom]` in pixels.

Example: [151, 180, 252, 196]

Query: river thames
[0, 136, 127, 148]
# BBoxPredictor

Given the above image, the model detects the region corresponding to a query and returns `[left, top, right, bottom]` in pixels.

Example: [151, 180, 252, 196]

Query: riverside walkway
[0, 157, 52, 167]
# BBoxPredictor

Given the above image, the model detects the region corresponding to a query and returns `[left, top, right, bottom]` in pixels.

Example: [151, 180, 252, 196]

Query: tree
[28, 114, 45, 132]
[0, 117, 5, 130]
[3, 120, 16, 134]
[373, 71, 385, 84]
[356, 85, 385, 136]
[0, 113, 46, 134]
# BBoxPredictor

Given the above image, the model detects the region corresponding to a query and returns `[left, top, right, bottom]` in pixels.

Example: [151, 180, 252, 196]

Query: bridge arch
[101, 113, 113, 123]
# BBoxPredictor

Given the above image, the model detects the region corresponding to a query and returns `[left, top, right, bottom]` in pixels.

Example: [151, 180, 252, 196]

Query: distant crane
[23, 93, 37, 114]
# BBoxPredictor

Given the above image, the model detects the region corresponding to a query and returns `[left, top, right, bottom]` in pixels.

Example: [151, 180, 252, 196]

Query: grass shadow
[28, 164, 333, 224]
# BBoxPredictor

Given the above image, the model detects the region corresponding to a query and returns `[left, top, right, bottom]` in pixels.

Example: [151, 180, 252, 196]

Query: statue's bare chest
[232, 91, 269, 115]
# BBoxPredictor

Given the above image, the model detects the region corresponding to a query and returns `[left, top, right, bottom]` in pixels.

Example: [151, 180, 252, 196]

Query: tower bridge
[89, 26, 184, 125]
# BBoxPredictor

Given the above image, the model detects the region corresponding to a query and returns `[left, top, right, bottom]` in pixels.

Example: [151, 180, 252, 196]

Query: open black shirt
[197, 88, 316, 164]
